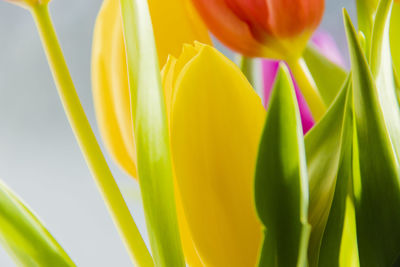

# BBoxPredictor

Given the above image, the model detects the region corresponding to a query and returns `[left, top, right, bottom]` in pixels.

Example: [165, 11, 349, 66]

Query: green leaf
[304, 75, 350, 267]
[370, 0, 400, 161]
[255, 63, 310, 267]
[303, 45, 348, 106]
[0, 180, 75, 267]
[119, 0, 185, 266]
[356, 0, 379, 55]
[344, 10, 400, 266]
[390, 2, 400, 99]
[317, 83, 356, 267]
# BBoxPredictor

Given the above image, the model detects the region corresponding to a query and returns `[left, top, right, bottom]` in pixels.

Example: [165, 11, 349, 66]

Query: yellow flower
[166, 43, 265, 266]
[92, 0, 211, 178]
[93, 3, 266, 264]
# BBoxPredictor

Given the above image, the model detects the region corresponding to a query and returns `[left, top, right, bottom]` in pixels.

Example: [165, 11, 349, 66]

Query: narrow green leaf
[370, 0, 400, 161]
[304, 75, 350, 267]
[255, 64, 310, 267]
[0, 180, 75, 266]
[356, 0, 379, 56]
[344, 10, 400, 266]
[119, 0, 185, 266]
[303, 45, 348, 106]
[318, 83, 355, 267]
[390, 2, 400, 82]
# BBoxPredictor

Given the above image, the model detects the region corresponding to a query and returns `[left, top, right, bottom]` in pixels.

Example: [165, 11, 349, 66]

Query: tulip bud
[191, 0, 324, 59]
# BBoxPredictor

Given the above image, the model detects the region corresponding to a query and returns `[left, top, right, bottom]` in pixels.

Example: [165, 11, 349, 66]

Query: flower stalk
[29, 3, 153, 266]
[287, 57, 326, 121]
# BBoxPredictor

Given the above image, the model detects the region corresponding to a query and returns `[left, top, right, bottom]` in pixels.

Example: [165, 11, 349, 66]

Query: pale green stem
[287, 57, 326, 121]
[30, 4, 153, 267]
[237, 55, 263, 98]
[238, 55, 255, 85]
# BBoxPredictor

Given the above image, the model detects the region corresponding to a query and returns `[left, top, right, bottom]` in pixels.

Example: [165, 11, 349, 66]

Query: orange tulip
[191, 0, 324, 59]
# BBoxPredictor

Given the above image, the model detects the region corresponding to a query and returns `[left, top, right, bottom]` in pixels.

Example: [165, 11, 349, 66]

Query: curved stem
[30, 4, 153, 267]
[287, 57, 326, 121]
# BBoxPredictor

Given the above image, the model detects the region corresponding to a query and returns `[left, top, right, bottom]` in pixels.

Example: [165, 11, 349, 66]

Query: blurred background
[0, 0, 355, 266]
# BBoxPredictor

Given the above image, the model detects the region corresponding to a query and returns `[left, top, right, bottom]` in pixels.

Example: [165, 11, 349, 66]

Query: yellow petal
[162, 49, 205, 267]
[92, 0, 137, 177]
[162, 44, 200, 123]
[110, 11, 137, 166]
[92, 0, 212, 179]
[169, 44, 265, 266]
[174, 186, 205, 267]
[161, 56, 178, 123]
[148, 0, 212, 65]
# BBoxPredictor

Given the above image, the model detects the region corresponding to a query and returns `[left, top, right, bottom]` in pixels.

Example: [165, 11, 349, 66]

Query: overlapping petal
[92, 0, 211, 178]
[169, 44, 265, 266]
[191, 0, 324, 58]
[92, 0, 137, 177]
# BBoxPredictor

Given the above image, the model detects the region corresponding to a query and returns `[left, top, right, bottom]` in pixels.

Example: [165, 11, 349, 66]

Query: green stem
[238, 55, 255, 85]
[237, 55, 263, 97]
[30, 4, 153, 267]
[287, 57, 326, 121]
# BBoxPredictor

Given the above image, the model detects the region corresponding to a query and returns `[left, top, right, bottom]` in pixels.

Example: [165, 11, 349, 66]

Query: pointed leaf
[344, 10, 400, 266]
[370, 0, 400, 161]
[318, 84, 356, 267]
[305, 75, 350, 267]
[255, 64, 310, 267]
[355, 0, 378, 55]
[303, 45, 348, 106]
[119, 0, 184, 266]
[391, 2, 400, 84]
[0, 181, 75, 267]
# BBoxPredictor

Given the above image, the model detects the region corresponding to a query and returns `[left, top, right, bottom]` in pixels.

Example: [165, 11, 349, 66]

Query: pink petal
[262, 30, 344, 134]
[311, 31, 345, 67]
[262, 60, 315, 134]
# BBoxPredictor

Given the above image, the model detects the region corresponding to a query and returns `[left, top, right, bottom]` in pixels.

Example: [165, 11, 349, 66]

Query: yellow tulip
[92, 0, 213, 265]
[168, 43, 265, 266]
[93, 1, 265, 265]
[92, 0, 211, 178]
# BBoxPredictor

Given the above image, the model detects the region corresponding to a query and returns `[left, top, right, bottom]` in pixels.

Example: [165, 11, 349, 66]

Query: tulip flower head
[192, 0, 324, 59]
[92, 0, 211, 178]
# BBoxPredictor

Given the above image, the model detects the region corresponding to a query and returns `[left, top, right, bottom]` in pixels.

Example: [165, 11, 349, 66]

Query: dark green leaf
[255, 64, 310, 267]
